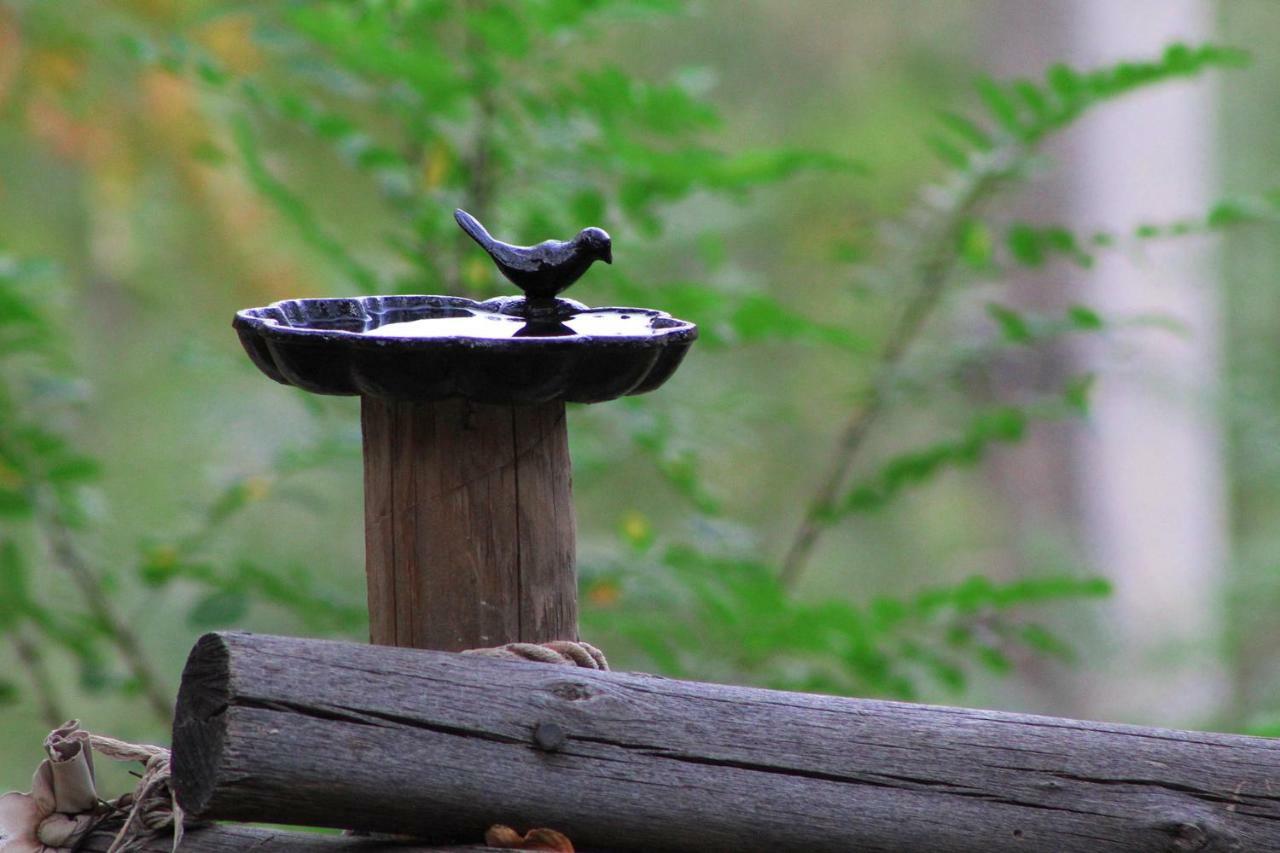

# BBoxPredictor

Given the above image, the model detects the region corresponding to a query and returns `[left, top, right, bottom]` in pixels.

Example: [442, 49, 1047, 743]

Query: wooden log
[361, 397, 577, 650]
[79, 824, 501, 852]
[173, 632, 1280, 853]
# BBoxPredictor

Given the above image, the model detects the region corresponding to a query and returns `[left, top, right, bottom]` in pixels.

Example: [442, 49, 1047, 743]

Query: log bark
[79, 824, 500, 852]
[361, 397, 577, 650]
[173, 632, 1280, 853]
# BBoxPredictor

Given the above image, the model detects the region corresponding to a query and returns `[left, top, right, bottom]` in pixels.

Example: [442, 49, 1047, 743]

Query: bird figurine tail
[454, 209, 493, 250]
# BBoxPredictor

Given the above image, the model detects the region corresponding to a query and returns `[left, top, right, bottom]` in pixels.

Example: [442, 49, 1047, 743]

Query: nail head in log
[173, 632, 1280, 852]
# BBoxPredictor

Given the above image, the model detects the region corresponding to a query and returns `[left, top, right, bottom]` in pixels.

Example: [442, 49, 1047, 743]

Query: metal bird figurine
[454, 209, 612, 308]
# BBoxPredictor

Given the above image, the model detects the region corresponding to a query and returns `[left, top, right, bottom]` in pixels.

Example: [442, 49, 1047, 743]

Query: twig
[778, 161, 1010, 590]
[40, 506, 172, 723]
[468, 83, 496, 228]
[449, 0, 498, 296]
[9, 625, 65, 727]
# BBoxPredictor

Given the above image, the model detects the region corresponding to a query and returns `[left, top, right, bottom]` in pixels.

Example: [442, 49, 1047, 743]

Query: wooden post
[361, 397, 577, 651]
[174, 632, 1280, 853]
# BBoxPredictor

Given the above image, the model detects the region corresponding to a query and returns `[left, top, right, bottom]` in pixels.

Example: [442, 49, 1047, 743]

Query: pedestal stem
[360, 397, 577, 650]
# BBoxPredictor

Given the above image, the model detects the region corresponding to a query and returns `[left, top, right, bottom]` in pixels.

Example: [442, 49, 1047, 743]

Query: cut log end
[171, 632, 234, 818]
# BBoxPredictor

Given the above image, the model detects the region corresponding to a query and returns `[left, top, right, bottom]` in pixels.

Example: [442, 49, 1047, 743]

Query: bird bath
[233, 211, 697, 651]
[233, 295, 695, 404]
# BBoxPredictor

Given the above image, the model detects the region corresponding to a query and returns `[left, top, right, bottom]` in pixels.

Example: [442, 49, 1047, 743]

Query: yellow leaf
[243, 475, 273, 502]
[420, 138, 451, 190]
[464, 256, 491, 289]
[587, 581, 621, 608]
[0, 460, 23, 491]
[620, 509, 651, 545]
[148, 545, 178, 569]
[196, 13, 262, 74]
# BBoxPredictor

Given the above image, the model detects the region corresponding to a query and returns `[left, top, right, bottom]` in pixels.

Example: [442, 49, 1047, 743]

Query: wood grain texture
[361, 398, 576, 650]
[79, 824, 502, 852]
[173, 632, 1280, 853]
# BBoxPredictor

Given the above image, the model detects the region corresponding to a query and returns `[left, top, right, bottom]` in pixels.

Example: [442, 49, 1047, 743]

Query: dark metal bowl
[233, 295, 697, 404]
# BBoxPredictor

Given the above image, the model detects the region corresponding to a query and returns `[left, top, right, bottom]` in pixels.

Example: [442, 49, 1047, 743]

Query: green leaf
[0, 490, 31, 517]
[569, 189, 606, 224]
[46, 456, 100, 483]
[1006, 224, 1046, 266]
[1063, 374, 1096, 415]
[1045, 63, 1082, 102]
[956, 220, 994, 269]
[937, 111, 993, 151]
[1017, 623, 1075, 661]
[987, 303, 1032, 344]
[925, 134, 968, 168]
[975, 645, 1013, 675]
[188, 589, 250, 628]
[1012, 80, 1050, 122]
[974, 78, 1022, 136]
[0, 541, 29, 626]
[77, 653, 114, 693]
[1067, 305, 1104, 330]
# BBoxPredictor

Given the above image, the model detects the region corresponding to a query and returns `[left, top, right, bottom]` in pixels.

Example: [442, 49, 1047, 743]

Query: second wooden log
[361, 397, 577, 650]
[80, 824, 500, 853]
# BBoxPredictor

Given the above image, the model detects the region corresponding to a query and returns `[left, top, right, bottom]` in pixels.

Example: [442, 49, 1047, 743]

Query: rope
[0, 722, 183, 853]
[88, 734, 184, 853]
[462, 640, 609, 670]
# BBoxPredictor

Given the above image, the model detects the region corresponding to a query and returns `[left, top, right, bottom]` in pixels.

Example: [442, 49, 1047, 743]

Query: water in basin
[366, 308, 659, 339]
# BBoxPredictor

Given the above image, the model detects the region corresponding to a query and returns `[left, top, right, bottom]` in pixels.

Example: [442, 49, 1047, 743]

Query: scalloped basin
[233, 295, 698, 404]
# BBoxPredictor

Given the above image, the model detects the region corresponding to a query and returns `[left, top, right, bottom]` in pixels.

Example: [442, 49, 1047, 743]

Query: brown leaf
[484, 825, 524, 847]
[522, 827, 575, 851]
[484, 824, 574, 851]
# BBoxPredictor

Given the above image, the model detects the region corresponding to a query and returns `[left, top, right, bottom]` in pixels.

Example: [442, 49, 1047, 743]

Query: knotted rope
[463, 640, 609, 670]
[0, 721, 182, 853]
[87, 733, 183, 853]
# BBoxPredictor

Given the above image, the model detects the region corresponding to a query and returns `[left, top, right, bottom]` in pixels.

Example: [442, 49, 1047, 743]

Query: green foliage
[829, 378, 1093, 520]
[134, 0, 858, 295]
[974, 187, 1280, 274]
[583, 544, 1110, 698]
[0, 255, 366, 719]
[0, 2, 1268, 721]
[931, 44, 1249, 163]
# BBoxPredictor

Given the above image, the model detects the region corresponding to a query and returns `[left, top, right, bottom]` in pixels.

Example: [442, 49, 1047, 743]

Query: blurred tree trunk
[1066, 0, 1227, 728]
[986, 0, 1228, 727]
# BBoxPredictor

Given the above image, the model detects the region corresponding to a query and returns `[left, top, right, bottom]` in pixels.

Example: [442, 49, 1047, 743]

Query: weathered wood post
[360, 397, 575, 649]
[231, 213, 696, 653]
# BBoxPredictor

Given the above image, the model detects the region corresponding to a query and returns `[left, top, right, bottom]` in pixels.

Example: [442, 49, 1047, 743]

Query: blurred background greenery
[4, 0, 1280, 791]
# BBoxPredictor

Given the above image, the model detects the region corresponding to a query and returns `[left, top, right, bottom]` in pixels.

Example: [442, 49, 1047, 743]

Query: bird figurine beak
[602, 246, 613, 264]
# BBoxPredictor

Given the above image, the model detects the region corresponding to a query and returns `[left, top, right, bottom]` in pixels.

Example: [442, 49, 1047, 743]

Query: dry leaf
[522, 827, 575, 851]
[485, 825, 524, 847]
[485, 824, 574, 851]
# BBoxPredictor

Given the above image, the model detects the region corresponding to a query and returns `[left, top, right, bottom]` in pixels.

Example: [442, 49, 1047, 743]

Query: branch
[40, 506, 172, 723]
[778, 161, 1008, 590]
[451, 0, 498, 296]
[778, 44, 1248, 590]
[8, 625, 65, 727]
